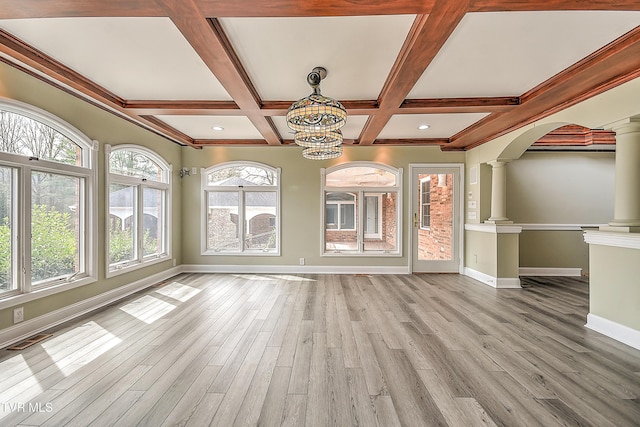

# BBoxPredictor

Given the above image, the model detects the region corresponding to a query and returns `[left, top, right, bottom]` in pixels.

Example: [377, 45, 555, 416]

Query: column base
[485, 219, 513, 224]
[601, 225, 640, 233]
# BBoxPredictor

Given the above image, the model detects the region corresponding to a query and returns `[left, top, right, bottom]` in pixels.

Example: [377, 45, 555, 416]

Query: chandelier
[286, 66, 347, 159]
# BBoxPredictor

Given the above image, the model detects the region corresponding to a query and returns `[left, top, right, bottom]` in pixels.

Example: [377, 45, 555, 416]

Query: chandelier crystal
[286, 67, 347, 159]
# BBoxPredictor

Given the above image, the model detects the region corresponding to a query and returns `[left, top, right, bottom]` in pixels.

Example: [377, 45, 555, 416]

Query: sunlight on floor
[41, 321, 121, 376]
[231, 274, 316, 282]
[0, 353, 44, 420]
[155, 281, 201, 302]
[119, 295, 176, 324]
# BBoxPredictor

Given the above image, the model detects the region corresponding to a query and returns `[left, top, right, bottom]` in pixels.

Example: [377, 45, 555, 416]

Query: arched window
[107, 145, 171, 275]
[202, 162, 280, 255]
[322, 162, 402, 256]
[0, 98, 97, 298]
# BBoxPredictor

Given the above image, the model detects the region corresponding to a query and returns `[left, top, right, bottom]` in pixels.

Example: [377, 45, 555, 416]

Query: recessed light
[211, 126, 224, 131]
[418, 124, 430, 130]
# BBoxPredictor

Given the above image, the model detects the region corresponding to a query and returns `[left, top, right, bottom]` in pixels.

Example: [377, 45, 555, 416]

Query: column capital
[486, 159, 512, 168]
[607, 117, 640, 136]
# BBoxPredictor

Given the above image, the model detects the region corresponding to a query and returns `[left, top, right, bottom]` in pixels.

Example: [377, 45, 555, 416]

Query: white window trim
[0, 98, 98, 309]
[105, 144, 172, 278]
[321, 162, 402, 257]
[201, 161, 281, 256]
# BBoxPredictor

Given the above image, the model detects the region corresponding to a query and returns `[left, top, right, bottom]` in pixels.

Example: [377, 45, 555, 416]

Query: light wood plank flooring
[1, 273, 640, 426]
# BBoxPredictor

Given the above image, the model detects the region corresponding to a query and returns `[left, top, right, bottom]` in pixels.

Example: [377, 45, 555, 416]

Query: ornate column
[485, 160, 512, 224]
[606, 118, 640, 231]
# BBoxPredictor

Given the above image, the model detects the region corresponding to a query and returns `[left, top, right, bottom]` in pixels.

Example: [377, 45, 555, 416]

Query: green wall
[590, 244, 640, 330]
[0, 61, 183, 330]
[181, 145, 463, 268]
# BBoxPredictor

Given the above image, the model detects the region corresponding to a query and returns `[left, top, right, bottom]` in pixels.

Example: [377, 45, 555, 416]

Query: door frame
[408, 163, 465, 273]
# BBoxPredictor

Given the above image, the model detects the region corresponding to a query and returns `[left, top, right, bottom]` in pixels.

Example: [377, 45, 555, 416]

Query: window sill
[106, 254, 171, 278]
[201, 250, 280, 257]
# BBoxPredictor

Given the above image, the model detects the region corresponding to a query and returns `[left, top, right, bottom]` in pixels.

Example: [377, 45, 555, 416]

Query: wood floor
[1, 273, 640, 426]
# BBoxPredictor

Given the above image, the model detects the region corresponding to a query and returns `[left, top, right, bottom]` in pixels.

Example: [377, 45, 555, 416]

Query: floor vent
[7, 334, 53, 351]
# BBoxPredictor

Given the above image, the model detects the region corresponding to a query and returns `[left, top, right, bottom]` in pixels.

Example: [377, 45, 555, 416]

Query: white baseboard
[586, 313, 640, 351]
[464, 267, 521, 289]
[0, 266, 182, 350]
[182, 264, 411, 275]
[519, 267, 582, 277]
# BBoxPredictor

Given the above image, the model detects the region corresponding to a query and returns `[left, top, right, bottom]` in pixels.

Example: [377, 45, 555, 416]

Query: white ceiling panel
[409, 11, 640, 99]
[0, 17, 231, 101]
[218, 15, 416, 101]
[378, 113, 490, 139]
[155, 115, 262, 139]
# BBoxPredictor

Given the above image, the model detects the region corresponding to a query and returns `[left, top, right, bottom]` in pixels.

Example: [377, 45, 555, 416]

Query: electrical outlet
[13, 307, 24, 324]
[299, 257, 305, 266]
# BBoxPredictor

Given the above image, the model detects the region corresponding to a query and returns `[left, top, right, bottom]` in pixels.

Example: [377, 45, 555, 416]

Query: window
[107, 145, 171, 275]
[420, 177, 431, 229]
[203, 162, 280, 255]
[322, 162, 401, 255]
[0, 99, 97, 302]
[326, 192, 356, 230]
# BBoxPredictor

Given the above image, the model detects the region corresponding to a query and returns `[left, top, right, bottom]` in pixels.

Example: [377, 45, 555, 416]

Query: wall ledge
[517, 223, 604, 231]
[464, 267, 521, 288]
[465, 223, 522, 234]
[519, 267, 582, 276]
[583, 230, 640, 250]
[586, 313, 640, 351]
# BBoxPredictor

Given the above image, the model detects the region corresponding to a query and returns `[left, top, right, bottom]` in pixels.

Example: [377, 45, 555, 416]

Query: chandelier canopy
[286, 67, 347, 159]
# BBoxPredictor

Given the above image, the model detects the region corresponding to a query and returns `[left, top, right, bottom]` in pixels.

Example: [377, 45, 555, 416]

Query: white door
[410, 165, 462, 272]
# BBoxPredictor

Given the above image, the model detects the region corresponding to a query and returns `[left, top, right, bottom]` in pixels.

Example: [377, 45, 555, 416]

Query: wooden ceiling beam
[0, 1, 163, 19]
[448, 26, 640, 150]
[358, 0, 472, 145]
[0, 30, 200, 147]
[470, 0, 640, 12]
[159, 0, 282, 144]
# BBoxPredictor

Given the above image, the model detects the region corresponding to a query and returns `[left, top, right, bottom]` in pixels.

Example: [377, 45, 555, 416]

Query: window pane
[0, 166, 15, 293]
[207, 165, 275, 186]
[207, 191, 239, 251]
[326, 204, 338, 229]
[109, 150, 163, 181]
[325, 166, 397, 187]
[0, 110, 81, 165]
[109, 184, 137, 266]
[31, 172, 82, 283]
[143, 188, 164, 257]
[341, 204, 355, 229]
[364, 192, 398, 253]
[325, 191, 357, 252]
[244, 191, 277, 251]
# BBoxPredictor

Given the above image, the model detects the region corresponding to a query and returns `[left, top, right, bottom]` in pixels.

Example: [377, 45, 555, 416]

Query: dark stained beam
[0, 1, 163, 19]
[448, 26, 640, 150]
[158, 0, 281, 144]
[0, 30, 199, 147]
[373, 138, 450, 146]
[470, 0, 640, 12]
[359, 0, 472, 145]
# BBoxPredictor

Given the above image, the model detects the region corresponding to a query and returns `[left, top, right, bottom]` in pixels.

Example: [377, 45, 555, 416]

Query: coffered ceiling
[1, 1, 639, 150]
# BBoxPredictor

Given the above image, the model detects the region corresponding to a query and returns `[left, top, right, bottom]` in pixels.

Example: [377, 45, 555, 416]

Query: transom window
[203, 162, 280, 255]
[322, 162, 401, 256]
[0, 99, 97, 301]
[107, 145, 171, 276]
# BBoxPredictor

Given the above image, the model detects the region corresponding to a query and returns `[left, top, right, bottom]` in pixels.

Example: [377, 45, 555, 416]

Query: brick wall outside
[417, 174, 452, 260]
